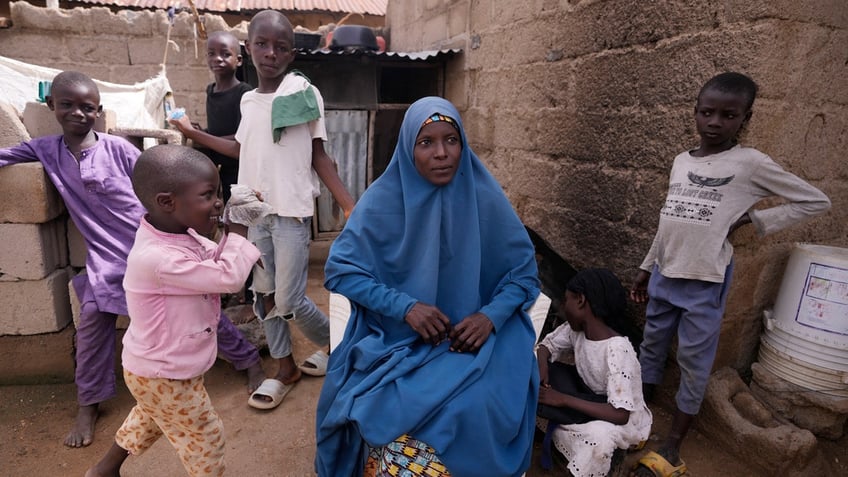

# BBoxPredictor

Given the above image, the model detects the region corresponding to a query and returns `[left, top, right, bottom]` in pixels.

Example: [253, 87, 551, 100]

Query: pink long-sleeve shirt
[122, 217, 260, 379]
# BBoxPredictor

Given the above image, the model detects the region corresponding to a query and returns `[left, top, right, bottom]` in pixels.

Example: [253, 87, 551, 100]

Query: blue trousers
[249, 215, 329, 359]
[639, 262, 733, 415]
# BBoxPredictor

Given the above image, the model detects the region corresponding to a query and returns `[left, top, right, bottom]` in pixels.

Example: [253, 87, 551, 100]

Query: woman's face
[413, 121, 462, 186]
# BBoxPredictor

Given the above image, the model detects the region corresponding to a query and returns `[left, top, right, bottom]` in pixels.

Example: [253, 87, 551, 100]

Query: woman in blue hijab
[315, 97, 540, 477]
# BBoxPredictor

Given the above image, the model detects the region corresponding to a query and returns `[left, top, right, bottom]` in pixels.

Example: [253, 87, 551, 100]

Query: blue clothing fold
[316, 97, 540, 477]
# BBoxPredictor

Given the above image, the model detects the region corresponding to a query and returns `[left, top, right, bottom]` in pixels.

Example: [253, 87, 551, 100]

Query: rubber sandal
[633, 450, 687, 477]
[248, 378, 296, 410]
[299, 350, 329, 377]
[629, 440, 647, 452]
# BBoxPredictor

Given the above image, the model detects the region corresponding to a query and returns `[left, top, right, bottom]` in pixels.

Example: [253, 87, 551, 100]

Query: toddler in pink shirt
[86, 145, 260, 477]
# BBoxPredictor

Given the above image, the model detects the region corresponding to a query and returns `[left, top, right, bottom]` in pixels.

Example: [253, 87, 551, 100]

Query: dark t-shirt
[205, 81, 254, 201]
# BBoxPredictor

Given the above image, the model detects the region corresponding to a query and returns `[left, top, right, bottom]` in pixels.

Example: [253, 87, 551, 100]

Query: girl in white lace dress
[536, 268, 652, 477]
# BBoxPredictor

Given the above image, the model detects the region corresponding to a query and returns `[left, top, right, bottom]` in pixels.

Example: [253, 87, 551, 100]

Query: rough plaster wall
[0, 2, 251, 126]
[388, 0, 848, 372]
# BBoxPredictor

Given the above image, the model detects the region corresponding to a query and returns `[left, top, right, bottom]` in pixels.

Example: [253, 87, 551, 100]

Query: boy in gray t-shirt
[629, 72, 830, 477]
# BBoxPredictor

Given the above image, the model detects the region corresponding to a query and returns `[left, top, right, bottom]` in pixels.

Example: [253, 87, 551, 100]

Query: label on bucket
[795, 262, 848, 335]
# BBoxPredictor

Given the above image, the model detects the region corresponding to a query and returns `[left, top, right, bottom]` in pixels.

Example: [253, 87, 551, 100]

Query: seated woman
[536, 268, 652, 477]
[315, 97, 541, 477]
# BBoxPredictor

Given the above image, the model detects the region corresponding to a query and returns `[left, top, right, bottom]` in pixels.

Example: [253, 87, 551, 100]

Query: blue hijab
[316, 97, 540, 477]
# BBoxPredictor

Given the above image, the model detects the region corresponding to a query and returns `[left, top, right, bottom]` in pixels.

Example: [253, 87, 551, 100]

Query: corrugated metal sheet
[298, 48, 461, 61]
[72, 0, 386, 15]
[316, 110, 368, 233]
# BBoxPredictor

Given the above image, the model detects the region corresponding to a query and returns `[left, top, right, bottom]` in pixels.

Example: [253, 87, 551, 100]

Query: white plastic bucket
[759, 243, 848, 396]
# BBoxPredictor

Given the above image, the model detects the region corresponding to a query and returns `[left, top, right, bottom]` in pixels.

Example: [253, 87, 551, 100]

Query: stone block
[166, 66, 215, 94]
[422, 13, 449, 47]
[67, 36, 130, 65]
[0, 162, 65, 224]
[699, 367, 826, 476]
[0, 31, 67, 61]
[22, 102, 115, 138]
[447, 1, 470, 39]
[0, 218, 68, 281]
[0, 101, 30, 148]
[67, 217, 87, 268]
[109, 127, 183, 150]
[565, 107, 689, 170]
[751, 363, 848, 439]
[718, 0, 848, 30]
[0, 267, 72, 335]
[109, 64, 164, 85]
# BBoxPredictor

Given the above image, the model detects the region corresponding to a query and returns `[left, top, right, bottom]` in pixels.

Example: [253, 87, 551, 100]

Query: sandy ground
[2, 241, 845, 476]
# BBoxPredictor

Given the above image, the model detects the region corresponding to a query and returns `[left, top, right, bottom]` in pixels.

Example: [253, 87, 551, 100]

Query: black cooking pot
[295, 32, 322, 51]
[330, 25, 379, 51]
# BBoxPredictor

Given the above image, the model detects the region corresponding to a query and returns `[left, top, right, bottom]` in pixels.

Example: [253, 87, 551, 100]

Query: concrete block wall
[0, 125, 74, 335]
[0, 160, 65, 224]
[0, 219, 68, 281]
[387, 0, 848, 372]
[0, 267, 72, 335]
[0, 2, 369, 127]
[0, 2, 243, 126]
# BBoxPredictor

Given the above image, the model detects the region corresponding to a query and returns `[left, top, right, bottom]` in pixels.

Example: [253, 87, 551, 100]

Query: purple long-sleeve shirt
[0, 134, 144, 315]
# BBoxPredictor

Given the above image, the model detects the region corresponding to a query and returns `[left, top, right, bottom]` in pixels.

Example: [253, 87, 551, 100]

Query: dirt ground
[2, 241, 846, 476]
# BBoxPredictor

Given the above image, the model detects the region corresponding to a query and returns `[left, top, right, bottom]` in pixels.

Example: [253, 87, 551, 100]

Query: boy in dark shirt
[174, 30, 253, 203]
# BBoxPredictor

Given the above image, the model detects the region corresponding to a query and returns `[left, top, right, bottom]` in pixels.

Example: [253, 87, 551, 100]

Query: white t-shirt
[235, 73, 327, 217]
[641, 146, 831, 283]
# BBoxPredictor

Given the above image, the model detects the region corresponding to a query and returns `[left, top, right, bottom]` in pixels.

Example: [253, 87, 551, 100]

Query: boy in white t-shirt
[174, 10, 354, 410]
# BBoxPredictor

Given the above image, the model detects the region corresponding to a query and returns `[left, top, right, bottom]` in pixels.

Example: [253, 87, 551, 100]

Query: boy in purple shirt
[0, 71, 263, 448]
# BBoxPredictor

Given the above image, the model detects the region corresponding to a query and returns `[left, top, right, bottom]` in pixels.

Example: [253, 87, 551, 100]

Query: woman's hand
[448, 312, 493, 353]
[404, 302, 451, 345]
[629, 269, 651, 303]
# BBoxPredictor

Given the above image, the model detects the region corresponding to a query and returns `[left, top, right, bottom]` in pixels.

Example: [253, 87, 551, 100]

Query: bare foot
[64, 403, 98, 448]
[246, 362, 265, 394]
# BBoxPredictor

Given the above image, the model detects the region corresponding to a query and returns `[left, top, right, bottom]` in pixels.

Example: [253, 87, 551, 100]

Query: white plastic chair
[329, 292, 551, 352]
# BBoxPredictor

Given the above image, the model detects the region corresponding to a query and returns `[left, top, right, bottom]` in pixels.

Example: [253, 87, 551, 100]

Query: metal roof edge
[295, 48, 462, 61]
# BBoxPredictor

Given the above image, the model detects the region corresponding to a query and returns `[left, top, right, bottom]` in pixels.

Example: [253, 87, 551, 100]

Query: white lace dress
[537, 324, 652, 477]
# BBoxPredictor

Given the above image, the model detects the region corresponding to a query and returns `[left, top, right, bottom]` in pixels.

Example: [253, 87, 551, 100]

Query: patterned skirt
[364, 434, 452, 477]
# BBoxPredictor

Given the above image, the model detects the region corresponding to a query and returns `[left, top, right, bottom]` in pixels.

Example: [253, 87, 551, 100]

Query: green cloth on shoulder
[272, 71, 321, 142]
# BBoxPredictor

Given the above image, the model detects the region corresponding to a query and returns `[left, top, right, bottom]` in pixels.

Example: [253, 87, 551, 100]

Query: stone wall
[0, 3, 383, 126]
[387, 0, 848, 371]
[1, 2, 243, 126]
